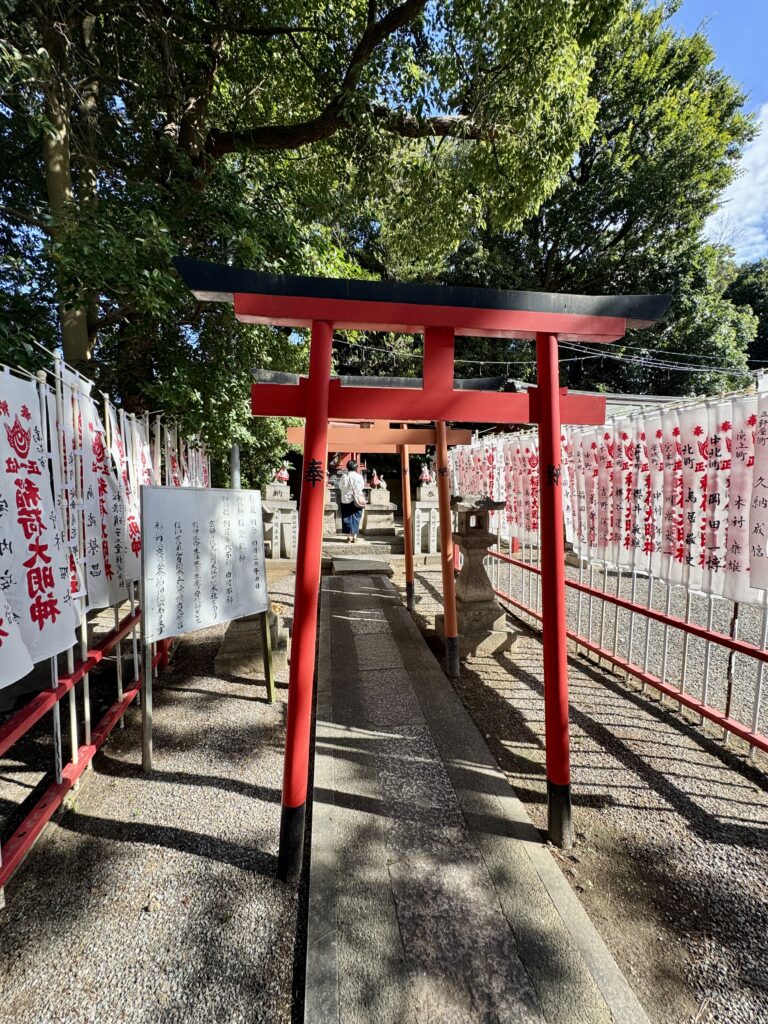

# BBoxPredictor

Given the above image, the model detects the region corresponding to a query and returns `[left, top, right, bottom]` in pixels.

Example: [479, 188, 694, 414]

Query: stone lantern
[451, 494, 510, 657]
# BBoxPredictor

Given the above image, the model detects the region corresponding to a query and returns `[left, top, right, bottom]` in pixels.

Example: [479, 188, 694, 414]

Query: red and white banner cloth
[0, 372, 78, 686]
[448, 391, 768, 604]
[1, 364, 209, 687]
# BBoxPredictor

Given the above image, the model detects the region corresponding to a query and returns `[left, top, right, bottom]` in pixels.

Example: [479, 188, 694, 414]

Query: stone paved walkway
[306, 574, 648, 1024]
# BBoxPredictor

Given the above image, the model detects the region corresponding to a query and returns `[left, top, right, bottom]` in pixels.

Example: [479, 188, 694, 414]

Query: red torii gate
[287, 420, 473, 611]
[174, 256, 670, 880]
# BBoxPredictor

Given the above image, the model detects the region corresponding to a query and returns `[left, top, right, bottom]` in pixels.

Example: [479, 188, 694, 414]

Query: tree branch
[206, 0, 432, 158]
[0, 202, 52, 233]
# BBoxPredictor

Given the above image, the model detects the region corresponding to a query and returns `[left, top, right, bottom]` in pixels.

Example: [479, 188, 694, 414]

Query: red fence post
[536, 331, 573, 848]
[277, 319, 333, 881]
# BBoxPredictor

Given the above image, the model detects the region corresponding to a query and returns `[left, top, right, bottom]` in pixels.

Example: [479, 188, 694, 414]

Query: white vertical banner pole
[36, 369, 63, 785]
[640, 574, 655, 693]
[659, 583, 674, 701]
[599, 562, 608, 666]
[54, 355, 79, 765]
[613, 566, 622, 658]
[678, 590, 693, 709]
[749, 599, 768, 758]
[139, 487, 153, 770]
[104, 395, 125, 728]
[72, 380, 91, 746]
[626, 570, 639, 680]
[723, 603, 740, 743]
[701, 596, 716, 723]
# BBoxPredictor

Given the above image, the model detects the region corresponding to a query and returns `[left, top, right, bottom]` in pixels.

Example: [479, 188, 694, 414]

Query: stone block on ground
[331, 557, 394, 577]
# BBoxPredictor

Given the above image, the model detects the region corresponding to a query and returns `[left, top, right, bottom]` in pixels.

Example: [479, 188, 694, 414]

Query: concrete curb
[303, 587, 339, 1024]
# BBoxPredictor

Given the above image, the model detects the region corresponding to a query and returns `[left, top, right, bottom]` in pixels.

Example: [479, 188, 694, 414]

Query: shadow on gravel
[170, 683, 276, 703]
[458, 631, 768, 851]
[56, 810, 279, 876]
[94, 753, 282, 804]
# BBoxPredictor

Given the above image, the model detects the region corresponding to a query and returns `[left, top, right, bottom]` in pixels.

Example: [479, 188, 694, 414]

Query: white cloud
[705, 102, 768, 263]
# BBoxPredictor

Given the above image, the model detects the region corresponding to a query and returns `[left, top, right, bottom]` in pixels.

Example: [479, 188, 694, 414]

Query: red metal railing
[487, 548, 768, 755]
[0, 614, 173, 890]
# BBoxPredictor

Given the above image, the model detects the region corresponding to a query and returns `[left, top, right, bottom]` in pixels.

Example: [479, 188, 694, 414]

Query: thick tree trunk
[78, 13, 100, 349]
[38, 5, 91, 366]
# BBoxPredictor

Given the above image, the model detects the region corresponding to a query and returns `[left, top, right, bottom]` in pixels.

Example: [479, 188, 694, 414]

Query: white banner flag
[0, 591, 33, 688]
[0, 372, 78, 670]
[74, 383, 128, 608]
[724, 395, 758, 602]
[749, 381, 768, 590]
[107, 404, 141, 582]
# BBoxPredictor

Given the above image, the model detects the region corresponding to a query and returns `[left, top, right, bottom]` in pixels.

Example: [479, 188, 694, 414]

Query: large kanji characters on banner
[449, 390, 768, 605]
[0, 373, 78, 685]
[1, 363, 210, 688]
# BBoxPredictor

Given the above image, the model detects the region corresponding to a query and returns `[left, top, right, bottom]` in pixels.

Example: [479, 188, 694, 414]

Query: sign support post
[259, 611, 275, 704]
[536, 331, 573, 847]
[139, 545, 153, 772]
[278, 319, 334, 881]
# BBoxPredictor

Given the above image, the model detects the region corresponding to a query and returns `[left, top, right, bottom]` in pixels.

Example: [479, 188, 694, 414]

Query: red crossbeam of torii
[173, 256, 671, 881]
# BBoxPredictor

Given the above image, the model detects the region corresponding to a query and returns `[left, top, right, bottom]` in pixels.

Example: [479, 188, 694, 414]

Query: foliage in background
[342, 2, 758, 397]
[1, 0, 629, 481]
[0, 0, 762, 477]
[726, 260, 768, 366]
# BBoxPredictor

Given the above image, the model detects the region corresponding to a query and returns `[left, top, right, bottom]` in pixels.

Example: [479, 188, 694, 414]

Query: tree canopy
[726, 259, 768, 365]
[0, 0, 761, 481]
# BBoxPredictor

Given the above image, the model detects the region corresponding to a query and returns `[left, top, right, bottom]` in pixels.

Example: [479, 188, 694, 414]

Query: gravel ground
[392, 563, 768, 1024]
[497, 553, 768, 740]
[0, 570, 299, 1024]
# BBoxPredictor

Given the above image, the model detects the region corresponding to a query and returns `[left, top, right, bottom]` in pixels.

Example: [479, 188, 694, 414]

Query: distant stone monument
[413, 462, 439, 554]
[262, 463, 298, 559]
[324, 471, 342, 534]
[363, 468, 397, 536]
[439, 494, 510, 658]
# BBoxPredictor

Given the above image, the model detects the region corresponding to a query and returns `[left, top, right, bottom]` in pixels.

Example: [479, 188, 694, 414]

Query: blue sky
[671, 0, 768, 263]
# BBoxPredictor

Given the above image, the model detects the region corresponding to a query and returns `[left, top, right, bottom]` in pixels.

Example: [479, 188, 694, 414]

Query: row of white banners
[0, 366, 209, 687]
[449, 386, 768, 605]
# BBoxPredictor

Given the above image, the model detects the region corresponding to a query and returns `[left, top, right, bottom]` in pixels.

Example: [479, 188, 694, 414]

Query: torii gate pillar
[277, 320, 333, 880]
[536, 332, 572, 847]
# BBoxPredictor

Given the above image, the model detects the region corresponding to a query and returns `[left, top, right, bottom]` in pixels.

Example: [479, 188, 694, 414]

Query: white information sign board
[141, 486, 268, 644]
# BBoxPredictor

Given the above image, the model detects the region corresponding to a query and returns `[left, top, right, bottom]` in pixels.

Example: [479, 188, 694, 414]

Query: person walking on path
[339, 459, 366, 543]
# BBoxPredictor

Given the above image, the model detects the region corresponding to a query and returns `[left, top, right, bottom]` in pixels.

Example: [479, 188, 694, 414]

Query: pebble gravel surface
[393, 563, 768, 1024]
[0, 571, 299, 1024]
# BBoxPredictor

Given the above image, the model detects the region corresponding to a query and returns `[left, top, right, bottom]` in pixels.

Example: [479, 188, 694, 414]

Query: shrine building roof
[173, 257, 672, 344]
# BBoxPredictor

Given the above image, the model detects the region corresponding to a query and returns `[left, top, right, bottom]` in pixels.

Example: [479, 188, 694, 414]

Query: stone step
[322, 536, 405, 556]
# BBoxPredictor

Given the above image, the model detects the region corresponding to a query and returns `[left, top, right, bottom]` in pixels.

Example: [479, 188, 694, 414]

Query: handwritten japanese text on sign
[140, 486, 268, 643]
